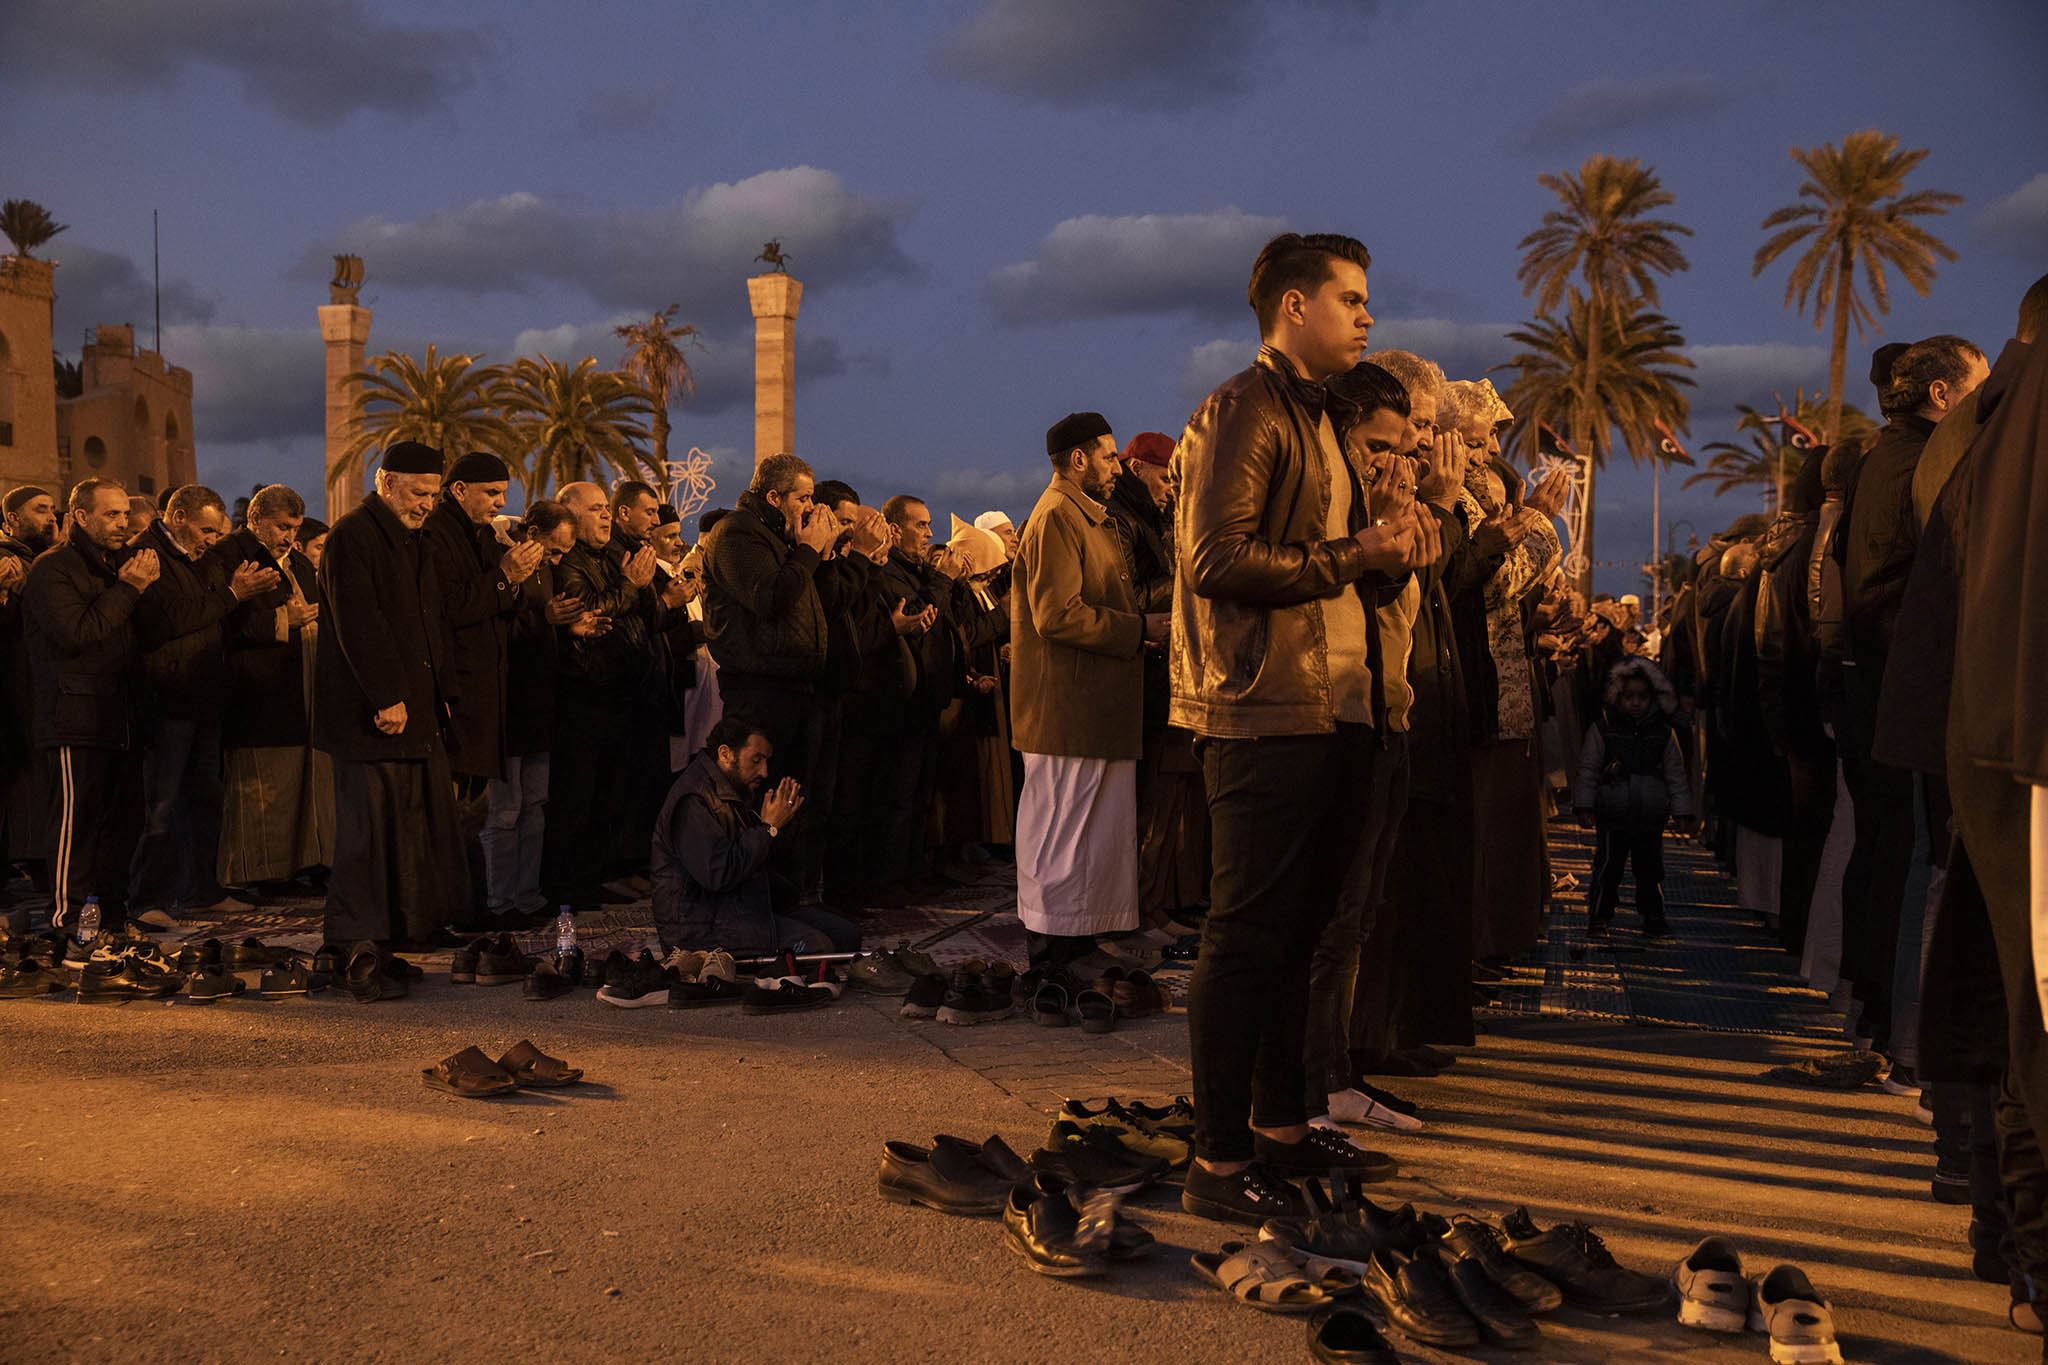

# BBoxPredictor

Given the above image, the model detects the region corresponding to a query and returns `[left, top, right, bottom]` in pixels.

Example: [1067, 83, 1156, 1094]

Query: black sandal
[421, 1045, 518, 1098]
[1032, 982, 1073, 1027]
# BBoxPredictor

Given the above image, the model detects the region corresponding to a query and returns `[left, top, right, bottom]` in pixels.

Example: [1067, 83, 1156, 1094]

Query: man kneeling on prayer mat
[1011, 411, 1166, 970]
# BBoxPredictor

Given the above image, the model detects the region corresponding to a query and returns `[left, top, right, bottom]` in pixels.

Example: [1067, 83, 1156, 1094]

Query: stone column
[746, 272, 802, 467]
[318, 302, 372, 523]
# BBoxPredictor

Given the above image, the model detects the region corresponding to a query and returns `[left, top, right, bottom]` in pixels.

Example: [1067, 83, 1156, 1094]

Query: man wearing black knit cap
[314, 441, 468, 971]
[423, 452, 545, 925]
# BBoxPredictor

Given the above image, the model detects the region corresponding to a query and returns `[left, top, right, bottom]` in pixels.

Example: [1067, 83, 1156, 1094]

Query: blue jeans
[481, 754, 549, 917]
[772, 902, 858, 954]
[129, 715, 226, 911]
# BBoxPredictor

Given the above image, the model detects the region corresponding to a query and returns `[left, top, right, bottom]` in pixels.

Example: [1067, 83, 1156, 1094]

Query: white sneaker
[1674, 1237, 1750, 1332]
[1327, 1087, 1424, 1132]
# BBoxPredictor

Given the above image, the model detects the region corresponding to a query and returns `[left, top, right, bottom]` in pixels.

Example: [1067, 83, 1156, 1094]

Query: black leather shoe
[1261, 1176, 1420, 1276]
[1026, 1171, 1154, 1259]
[1001, 1183, 1110, 1277]
[0, 954, 64, 998]
[1437, 1245, 1540, 1347]
[344, 944, 406, 1002]
[312, 943, 347, 979]
[1438, 1216, 1562, 1313]
[449, 935, 487, 984]
[523, 959, 575, 1001]
[1363, 1247, 1482, 1348]
[1498, 1207, 1668, 1314]
[477, 933, 534, 986]
[226, 937, 289, 969]
[1307, 1307, 1401, 1364]
[877, 1137, 1014, 1215]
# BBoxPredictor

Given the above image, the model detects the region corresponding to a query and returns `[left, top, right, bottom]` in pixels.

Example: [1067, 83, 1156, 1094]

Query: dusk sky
[6, 0, 2044, 594]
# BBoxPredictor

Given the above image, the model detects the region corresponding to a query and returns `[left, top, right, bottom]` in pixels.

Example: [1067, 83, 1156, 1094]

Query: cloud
[990, 207, 1287, 325]
[576, 84, 676, 138]
[935, 0, 1365, 109]
[1518, 76, 1741, 151]
[1178, 339, 1251, 405]
[166, 324, 328, 446]
[1683, 341, 1834, 424]
[0, 0, 481, 125]
[49, 245, 217, 347]
[932, 467, 1041, 508]
[1977, 172, 2048, 259]
[308, 168, 915, 325]
[506, 316, 869, 418]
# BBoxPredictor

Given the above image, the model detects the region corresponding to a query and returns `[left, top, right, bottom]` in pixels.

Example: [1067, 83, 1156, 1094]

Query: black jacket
[1841, 413, 1936, 672]
[1407, 501, 1472, 804]
[421, 496, 520, 779]
[22, 523, 145, 750]
[1753, 511, 1826, 757]
[701, 492, 827, 690]
[215, 528, 321, 751]
[313, 493, 453, 762]
[505, 564, 560, 758]
[555, 541, 654, 693]
[0, 532, 44, 775]
[876, 549, 962, 719]
[651, 750, 777, 952]
[131, 519, 238, 722]
[1104, 472, 1172, 611]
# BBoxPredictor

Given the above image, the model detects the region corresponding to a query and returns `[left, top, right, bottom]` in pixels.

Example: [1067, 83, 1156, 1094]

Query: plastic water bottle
[78, 896, 100, 949]
[555, 907, 577, 958]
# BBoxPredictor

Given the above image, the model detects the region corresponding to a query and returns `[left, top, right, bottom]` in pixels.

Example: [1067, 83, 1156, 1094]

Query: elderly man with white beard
[313, 442, 467, 992]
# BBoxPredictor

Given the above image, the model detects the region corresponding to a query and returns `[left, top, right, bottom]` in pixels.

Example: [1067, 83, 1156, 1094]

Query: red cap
[1122, 431, 1174, 467]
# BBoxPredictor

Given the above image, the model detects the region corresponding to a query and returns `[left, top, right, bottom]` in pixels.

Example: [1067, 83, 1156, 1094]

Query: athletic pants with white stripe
[41, 746, 143, 929]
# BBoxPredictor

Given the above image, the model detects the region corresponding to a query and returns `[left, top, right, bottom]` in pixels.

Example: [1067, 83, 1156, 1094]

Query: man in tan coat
[1011, 412, 1168, 971]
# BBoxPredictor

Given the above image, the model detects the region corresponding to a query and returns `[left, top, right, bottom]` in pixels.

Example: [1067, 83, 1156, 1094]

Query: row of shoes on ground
[1242, 1178, 1665, 1346]
[421, 1040, 585, 1098]
[1050, 1096, 1194, 1169]
[1675, 1237, 1843, 1364]
[875, 1133, 1157, 1278]
[1014, 963, 1172, 1032]
[593, 947, 744, 1009]
[1, 931, 369, 1003]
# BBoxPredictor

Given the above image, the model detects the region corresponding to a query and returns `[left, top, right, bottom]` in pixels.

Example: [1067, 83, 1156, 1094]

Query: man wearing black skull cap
[313, 442, 469, 966]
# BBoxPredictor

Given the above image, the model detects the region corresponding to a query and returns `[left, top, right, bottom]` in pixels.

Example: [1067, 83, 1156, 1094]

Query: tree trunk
[1570, 292, 1604, 599]
[651, 401, 672, 497]
[1824, 249, 1854, 443]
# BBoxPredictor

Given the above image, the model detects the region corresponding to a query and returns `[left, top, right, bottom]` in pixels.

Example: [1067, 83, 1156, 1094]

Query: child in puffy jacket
[1574, 656, 1692, 939]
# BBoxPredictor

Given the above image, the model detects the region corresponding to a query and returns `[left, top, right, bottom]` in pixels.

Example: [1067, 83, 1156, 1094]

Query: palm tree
[501, 355, 656, 500]
[1752, 129, 1961, 443]
[1516, 155, 1693, 591]
[614, 305, 701, 495]
[1499, 292, 1696, 471]
[335, 346, 515, 496]
[1686, 388, 1876, 507]
[0, 200, 66, 258]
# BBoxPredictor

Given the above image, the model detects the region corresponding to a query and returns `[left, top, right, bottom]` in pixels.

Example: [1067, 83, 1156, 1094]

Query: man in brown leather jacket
[1172, 232, 1441, 1226]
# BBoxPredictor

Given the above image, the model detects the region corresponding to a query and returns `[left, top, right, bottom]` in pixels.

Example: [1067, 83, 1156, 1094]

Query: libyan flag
[1536, 422, 1582, 461]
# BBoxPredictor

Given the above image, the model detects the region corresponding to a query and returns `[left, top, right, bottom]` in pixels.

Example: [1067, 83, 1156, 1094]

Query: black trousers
[325, 750, 467, 945]
[1840, 661, 1915, 1051]
[876, 717, 941, 891]
[542, 683, 634, 909]
[1305, 732, 1407, 1107]
[1588, 818, 1666, 926]
[1953, 748, 2048, 1293]
[1375, 789, 1476, 1049]
[42, 745, 143, 930]
[1187, 725, 1380, 1163]
[1777, 744, 1836, 956]
[129, 712, 228, 912]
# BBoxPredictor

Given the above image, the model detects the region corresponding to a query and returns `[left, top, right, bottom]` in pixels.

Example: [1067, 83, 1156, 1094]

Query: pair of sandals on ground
[422, 1040, 584, 1098]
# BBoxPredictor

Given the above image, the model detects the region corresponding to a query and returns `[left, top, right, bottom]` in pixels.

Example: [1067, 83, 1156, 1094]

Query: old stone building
[0, 254, 195, 504]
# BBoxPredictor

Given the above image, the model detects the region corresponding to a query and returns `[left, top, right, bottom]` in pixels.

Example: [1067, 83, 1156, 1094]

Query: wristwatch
[765, 824, 780, 838]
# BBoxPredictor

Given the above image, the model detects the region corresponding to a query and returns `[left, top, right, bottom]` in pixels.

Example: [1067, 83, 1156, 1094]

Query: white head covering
[973, 510, 1014, 533]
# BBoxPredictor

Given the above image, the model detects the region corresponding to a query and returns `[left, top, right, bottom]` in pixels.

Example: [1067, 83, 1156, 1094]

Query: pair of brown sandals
[422, 1040, 583, 1098]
